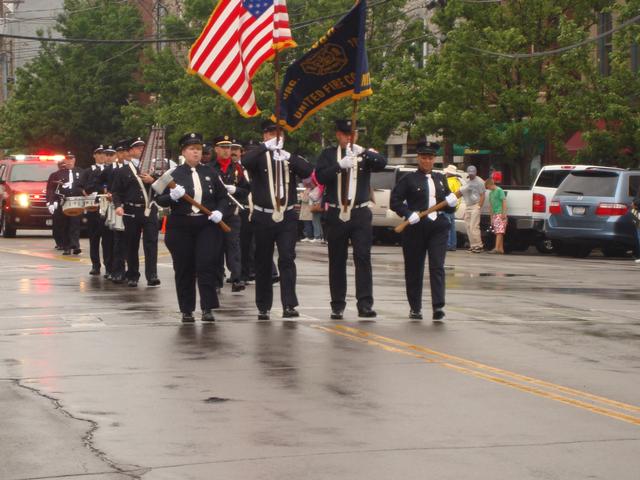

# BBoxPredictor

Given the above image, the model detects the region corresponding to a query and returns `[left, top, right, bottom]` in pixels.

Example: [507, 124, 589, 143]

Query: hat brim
[215, 141, 233, 147]
[130, 141, 145, 148]
[181, 139, 203, 148]
[417, 149, 437, 156]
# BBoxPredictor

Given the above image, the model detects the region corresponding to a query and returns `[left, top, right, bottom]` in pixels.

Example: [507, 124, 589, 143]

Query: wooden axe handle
[169, 181, 231, 233]
[394, 191, 462, 234]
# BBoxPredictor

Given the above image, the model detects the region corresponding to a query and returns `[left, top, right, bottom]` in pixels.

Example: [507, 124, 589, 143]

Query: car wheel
[1, 209, 17, 238]
[535, 236, 555, 254]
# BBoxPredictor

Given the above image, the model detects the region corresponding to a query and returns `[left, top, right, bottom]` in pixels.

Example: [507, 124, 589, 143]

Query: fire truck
[0, 154, 63, 237]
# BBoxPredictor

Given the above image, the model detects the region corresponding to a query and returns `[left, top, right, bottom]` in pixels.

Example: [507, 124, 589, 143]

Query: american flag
[188, 0, 296, 118]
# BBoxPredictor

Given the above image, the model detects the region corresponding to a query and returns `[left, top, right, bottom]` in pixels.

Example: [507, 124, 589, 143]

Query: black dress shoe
[433, 309, 446, 321]
[181, 312, 195, 323]
[104, 273, 112, 280]
[54, 245, 62, 250]
[127, 279, 138, 287]
[358, 307, 377, 318]
[409, 310, 423, 320]
[330, 310, 344, 320]
[72, 248, 82, 255]
[62, 250, 71, 255]
[147, 278, 161, 287]
[271, 276, 280, 284]
[89, 268, 100, 276]
[202, 310, 215, 322]
[258, 310, 270, 320]
[231, 281, 245, 292]
[111, 275, 124, 284]
[283, 306, 299, 318]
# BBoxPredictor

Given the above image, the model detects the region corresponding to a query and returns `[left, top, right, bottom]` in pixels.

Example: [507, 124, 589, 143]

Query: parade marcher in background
[155, 133, 229, 322]
[99, 139, 130, 282]
[79, 145, 111, 275]
[460, 165, 485, 253]
[201, 141, 214, 165]
[111, 137, 160, 288]
[210, 135, 249, 292]
[242, 120, 313, 320]
[443, 164, 462, 251]
[46, 160, 66, 250]
[230, 138, 243, 164]
[390, 141, 459, 321]
[485, 178, 507, 254]
[45, 153, 83, 255]
[315, 120, 387, 319]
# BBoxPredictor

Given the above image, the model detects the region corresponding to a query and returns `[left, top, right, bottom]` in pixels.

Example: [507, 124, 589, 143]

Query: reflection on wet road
[1, 233, 639, 479]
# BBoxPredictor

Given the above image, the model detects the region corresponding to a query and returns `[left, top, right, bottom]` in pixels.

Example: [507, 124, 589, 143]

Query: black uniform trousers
[324, 207, 374, 312]
[165, 215, 222, 313]
[401, 214, 449, 312]
[53, 208, 80, 251]
[239, 208, 255, 281]
[87, 211, 113, 271]
[111, 228, 128, 280]
[252, 214, 298, 311]
[123, 205, 159, 282]
[216, 214, 242, 287]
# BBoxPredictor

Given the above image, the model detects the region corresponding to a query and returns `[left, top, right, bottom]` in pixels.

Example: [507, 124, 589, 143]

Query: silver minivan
[544, 168, 640, 258]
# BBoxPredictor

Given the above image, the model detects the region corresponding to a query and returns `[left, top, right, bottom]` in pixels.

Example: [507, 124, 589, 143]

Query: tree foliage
[0, 0, 144, 165]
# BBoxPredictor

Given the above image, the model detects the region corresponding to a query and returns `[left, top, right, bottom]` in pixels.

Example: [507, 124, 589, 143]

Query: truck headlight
[13, 193, 30, 208]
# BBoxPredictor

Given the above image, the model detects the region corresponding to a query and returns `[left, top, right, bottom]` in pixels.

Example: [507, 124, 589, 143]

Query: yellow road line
[313, 325, 640, 427]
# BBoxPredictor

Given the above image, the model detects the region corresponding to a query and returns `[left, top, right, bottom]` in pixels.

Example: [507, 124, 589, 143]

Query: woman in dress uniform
[155, 133, 229, 323]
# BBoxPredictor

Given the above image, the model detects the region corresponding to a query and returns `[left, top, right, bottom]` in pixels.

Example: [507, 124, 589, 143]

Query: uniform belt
[125, 202, 145, 208]
[328, 202, 369, 209]
[253, 205, 295, 214]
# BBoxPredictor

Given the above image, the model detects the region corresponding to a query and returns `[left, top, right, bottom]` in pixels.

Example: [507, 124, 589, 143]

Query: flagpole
[343, 99, 359, 214]
[273, 47, 282, 212]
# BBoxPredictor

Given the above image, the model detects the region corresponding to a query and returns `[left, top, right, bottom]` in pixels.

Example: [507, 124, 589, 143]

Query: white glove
[347, 144, 364, 156]
[273, 149, 291, 162]
[170, 184, 186, 201]
[48, 203, 57, 215]
[408, 212, 420, 225]
[208, 210, 223, 223]
[62, 182, 71, 189]
[264, 136, 284, 151]
[446, 192, 458, 207]
[225, 184, 237, 194]
[338, 155, 355, 169]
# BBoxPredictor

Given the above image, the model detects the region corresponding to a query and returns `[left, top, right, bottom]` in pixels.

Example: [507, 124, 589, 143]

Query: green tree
[0, 0, 144, 165]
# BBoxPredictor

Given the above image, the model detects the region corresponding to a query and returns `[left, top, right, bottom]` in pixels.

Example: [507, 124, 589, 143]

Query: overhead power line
[465, 13, 640, 59]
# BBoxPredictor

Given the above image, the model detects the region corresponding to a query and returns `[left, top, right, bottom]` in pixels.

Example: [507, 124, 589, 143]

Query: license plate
[45, 219, 53, 226]
[572, 206, 586, 215]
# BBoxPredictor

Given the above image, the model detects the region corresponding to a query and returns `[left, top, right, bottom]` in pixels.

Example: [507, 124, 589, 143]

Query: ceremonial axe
[394, 191, 462, 233]
[153, 170, 231, 233]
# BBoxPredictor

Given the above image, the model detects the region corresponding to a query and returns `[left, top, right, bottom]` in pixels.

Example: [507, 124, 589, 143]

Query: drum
[62, 197, 86, 216]
[83, 196, 99, 212]
[98, 196, 109, 217]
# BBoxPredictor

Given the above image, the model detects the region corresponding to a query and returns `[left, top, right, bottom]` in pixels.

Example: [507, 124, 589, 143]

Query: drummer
[45, 152, 84, 255]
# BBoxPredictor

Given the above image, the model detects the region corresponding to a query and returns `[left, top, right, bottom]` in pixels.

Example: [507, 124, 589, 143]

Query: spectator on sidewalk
[300, 173, 324, 243]
[485, 178, 507, 254]
[444, 164, 462, 251]
[459, 165, 485, 253]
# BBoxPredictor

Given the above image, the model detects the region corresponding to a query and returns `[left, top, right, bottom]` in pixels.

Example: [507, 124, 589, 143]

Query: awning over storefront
[437, 144, 492, 156]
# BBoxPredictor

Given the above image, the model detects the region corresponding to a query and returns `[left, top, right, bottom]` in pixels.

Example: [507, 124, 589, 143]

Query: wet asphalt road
[0, 232, 639, 480]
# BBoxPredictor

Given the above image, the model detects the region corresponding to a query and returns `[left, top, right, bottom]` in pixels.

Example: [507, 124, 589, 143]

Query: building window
[393, 144, 403, 157]
[598, 12, 613, 76]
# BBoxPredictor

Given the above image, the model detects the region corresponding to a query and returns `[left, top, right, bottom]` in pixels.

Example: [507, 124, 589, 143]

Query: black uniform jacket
[46, 168, 84, 204]
[209, 161, 250, 217]
[315, 146, 387, 206]
[155, 163, 230, 217]
[111, 162, 155, 208]
[241, 144, 313, 210]
[79, 164, 106, 195]
[98, 162, 125, 193]
[390, 169, 454, 220]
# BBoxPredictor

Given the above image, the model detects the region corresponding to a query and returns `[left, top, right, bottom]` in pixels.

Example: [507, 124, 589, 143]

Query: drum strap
[129, 163, 151, 217]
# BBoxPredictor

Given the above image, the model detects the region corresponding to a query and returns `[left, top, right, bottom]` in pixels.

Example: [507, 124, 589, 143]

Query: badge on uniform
[205, 176, 211, 181]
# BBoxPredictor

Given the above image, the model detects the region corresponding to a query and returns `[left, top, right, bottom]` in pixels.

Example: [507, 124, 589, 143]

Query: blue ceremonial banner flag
[275, 0, 372, 132]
